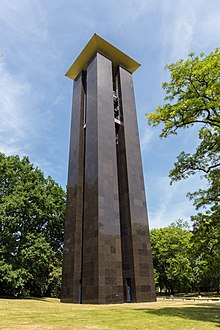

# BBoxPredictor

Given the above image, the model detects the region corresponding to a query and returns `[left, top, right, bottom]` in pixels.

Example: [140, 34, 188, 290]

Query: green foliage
[147, 48, 220, 137]
[0, 153, 66, 297]
[191, 212, 220, 293]
[150, 219, 220, 293]
[47, 264, 62, 297]
[0, 260, 31, 297]
[147, 49, 220, 279]
[150, 221, 194, 293]
[146, 48, 220, 185]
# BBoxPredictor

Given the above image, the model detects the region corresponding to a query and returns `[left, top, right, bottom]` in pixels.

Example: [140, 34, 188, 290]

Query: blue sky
[0, 0, 219, 228]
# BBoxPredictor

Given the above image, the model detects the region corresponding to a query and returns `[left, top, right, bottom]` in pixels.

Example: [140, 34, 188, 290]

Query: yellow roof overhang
[66, 34, 140, 80]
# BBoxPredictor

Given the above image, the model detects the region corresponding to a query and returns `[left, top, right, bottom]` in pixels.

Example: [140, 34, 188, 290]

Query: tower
[61, 34, 156, 304]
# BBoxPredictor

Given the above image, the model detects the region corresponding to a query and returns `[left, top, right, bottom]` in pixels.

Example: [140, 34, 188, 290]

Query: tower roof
[66, 34, 140, 80]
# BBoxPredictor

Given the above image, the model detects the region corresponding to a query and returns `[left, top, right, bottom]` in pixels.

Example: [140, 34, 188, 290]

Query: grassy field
[0, 298, 219, 330]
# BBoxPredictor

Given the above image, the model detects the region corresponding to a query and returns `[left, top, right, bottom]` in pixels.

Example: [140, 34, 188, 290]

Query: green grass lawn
[0, 298, 219, 329]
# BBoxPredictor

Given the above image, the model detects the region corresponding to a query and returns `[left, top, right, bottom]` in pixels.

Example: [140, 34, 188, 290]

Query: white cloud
[140, 126, 155, 153]
[0, 0, 48, 42]
[147, 174, 206, 229]
[160, 1, 198, 62]
[0, 59, 62, 181]
[0, 0, 52, 84]
[0, 1, 65, 159]
[119, 0, 155, 22]
[0, 60, 33, 156]
[160, 0, 220, 64]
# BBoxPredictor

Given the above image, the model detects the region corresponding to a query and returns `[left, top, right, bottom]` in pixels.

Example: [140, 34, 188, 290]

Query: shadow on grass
[0, 296, 52, 302]
[23, 296, 61, 303]
[23, 296, 53, 302]
[137, 303, 220, 327]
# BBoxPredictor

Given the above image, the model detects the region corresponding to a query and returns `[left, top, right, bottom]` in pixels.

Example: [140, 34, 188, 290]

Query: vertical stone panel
[82, 54, 99, 303]
[83, 53, 124, 303]
[116, 124, 136, 302]
[61, 73, 85, 302]
[118, 66, 156, 302]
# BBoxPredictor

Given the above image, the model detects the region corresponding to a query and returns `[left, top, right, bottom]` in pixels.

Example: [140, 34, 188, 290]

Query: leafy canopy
[150, 219, 220, 293]
[146, 48, 220, 181]
[147, 49, 220, 274]
[147, 48, 220, 138]
[0, 153, 66, 297]
[150, 220, 194, 293]
[146, 48, 220, 217]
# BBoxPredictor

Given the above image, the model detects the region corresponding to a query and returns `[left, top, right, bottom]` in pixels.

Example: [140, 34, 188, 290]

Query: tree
[191, 211, 220, 293]
[146, 48, 219, 179]
[147, 49, 220, 293]
[147, 49, 220, 138]
[0, 153, 66, 297]
[146, 48, 220, 246]
[150, 220, 194, 294]
[150, 219, 220, 294]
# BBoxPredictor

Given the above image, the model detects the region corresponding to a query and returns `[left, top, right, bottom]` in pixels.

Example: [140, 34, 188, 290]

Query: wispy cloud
[0, 59, 33, 156]
[0, 1, 65, 166]
[0, 0, 48, 42]
[147, 174, 206, 229]
[0, 58, 64, 183]
[140, 126, 155, 153]
[161, 1, 198, 61]
[116, 0, 155, 23]
[160, 0, 220, 64]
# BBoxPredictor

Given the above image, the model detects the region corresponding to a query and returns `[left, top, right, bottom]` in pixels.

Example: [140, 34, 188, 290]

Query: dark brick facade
[61, 51, 156, 304]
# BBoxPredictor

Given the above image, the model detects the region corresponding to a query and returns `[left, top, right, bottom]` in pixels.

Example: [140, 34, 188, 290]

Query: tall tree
[0, 153, 66, 297]
[147, 48, 220, 179]
[147, 49, 220, 294]
[146, 48, 220, 228]
[147, 49, 220, 137]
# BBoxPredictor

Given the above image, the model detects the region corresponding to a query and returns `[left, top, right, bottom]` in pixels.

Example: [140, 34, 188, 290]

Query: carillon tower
[61, 34, 156, 304]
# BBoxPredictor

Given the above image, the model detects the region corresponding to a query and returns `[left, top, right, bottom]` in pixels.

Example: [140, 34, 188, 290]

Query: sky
[0, 0, 219, 229]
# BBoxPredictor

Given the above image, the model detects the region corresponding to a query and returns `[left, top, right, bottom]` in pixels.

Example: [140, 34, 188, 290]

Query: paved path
[157, 297, 220, 302]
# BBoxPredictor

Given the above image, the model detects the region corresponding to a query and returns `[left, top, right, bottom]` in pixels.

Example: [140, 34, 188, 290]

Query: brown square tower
[61, 34, 156, 304]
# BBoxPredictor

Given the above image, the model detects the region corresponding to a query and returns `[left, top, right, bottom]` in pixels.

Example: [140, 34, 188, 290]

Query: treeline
[1, 153, 219, 298]
[151, 220, 220, 294]
[0, 153, 65, 297]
